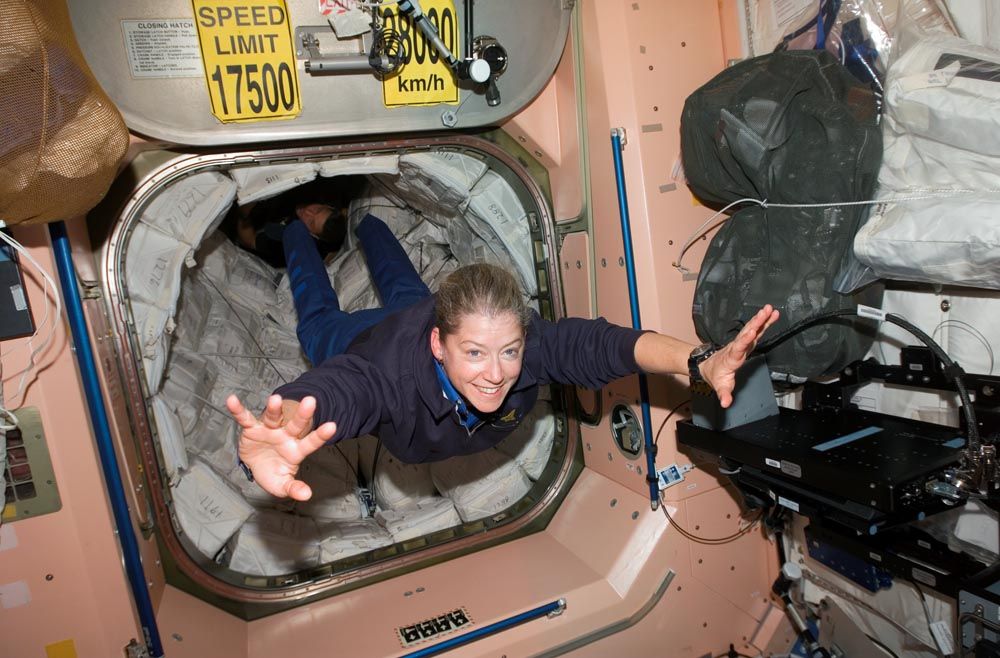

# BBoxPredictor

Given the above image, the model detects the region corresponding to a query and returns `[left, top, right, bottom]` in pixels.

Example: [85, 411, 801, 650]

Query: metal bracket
[295, 24, 374, 75]
[124, 639, 150, 658]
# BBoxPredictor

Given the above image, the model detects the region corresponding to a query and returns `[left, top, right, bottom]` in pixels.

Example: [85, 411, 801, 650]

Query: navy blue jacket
[274, 296, 645, 463]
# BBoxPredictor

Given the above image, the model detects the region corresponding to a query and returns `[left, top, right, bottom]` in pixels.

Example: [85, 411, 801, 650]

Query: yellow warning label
[45, 639, 78, 658]
[381, 0, 459, 107]
[192, 0, 301, 123]
[1, 503, 15, 521]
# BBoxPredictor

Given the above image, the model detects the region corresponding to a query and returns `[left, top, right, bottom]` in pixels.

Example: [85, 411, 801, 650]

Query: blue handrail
[610, 129, 660, 509]
[402, 599, 566, 657]
[49, 221, 164, 657]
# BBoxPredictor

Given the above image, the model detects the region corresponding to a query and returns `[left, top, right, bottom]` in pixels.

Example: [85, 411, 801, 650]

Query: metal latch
[124, 639, 150, 658]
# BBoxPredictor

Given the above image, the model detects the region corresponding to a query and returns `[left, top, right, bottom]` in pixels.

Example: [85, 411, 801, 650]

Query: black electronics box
[0, 231, 36, 341]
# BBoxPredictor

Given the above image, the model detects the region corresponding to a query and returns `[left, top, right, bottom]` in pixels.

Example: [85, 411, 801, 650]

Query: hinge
[80, 280, 102, 300]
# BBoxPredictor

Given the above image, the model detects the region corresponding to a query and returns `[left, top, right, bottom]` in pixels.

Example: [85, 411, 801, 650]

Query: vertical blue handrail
[49, 222, 164, 657]
[610, 129, 660, 509]
[401, 599, 566, 658]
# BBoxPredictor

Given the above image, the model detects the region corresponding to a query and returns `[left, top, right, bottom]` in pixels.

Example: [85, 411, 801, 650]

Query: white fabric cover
[126, 224, 190, 316]
[194, 233, 282, 312]
[319, 155, 400, 177]
[467, 170, 536, 294]
[150, 394, 188, 485]
[318, 519, 394, 563]
[358, 435, 437, 511]
[376, 496, 463, 543]
[293, 443, 363, 522]
[916, 499, 999, 565]
[495, 400, 556, 480]
[230, 163, 318, 205]
[854, 32, 1000, 288]
[948, 0, 1000, 49]
[850, 287, 999, 423]
[747, 0, 955, 57]
[172, 460, 254, 558]
[786, 516, 951, 658]
[139, 171, 235, 248]
[228, 510, 321, 576]
[431, 450, 532, 522]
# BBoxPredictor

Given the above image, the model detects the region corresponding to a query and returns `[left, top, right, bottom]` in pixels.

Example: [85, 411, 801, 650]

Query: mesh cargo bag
[681, 50, 884, 378]
[1, 0, 129, 225]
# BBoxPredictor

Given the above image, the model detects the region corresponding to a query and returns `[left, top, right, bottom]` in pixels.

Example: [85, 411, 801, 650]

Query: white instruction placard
[122, 19, 203, 78]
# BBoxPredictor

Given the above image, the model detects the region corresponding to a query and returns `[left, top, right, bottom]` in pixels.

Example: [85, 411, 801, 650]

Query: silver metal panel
[67, 0, 570, 145]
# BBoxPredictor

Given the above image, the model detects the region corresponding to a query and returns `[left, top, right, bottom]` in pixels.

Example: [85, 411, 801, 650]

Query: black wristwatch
[688, 342, 717, 382]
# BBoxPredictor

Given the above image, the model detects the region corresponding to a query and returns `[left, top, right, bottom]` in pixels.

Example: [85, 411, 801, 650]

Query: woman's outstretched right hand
[225, 394, 336, 501]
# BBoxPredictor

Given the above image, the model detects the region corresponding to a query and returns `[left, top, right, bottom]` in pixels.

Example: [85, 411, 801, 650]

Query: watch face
[691, 342, 714, 359]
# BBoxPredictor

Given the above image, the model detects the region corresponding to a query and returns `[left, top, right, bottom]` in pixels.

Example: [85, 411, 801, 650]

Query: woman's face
[430, 311, 525, 414]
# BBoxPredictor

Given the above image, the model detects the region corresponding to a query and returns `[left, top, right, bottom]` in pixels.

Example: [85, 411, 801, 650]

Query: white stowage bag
[854, 31, 1000, 289]
[228, 509, 321, 576]
[230, 162, 318, 205]
[126, 224, 190, 316]
[400, 221, 458, 289]
[318, 519, 394, 563]
[495, 401, 555, 481]
[172, 460, 254, 559]
[194, 233, 282, 313]
[849, 287, 1000, 423]
[150, 394, 189, 486]
[139, 171, 236, 248]
[294, 443, 363, 522]
[467, 170, 536, 295]
[320, 154, 400, 178]
[141, 334, 169, 392]
[376, 497, 463, 543]
[392, 151, 488, 218]
[431, 450, 532, 522]
[358, 436, 437, 510]
[916, 500, 999, 565]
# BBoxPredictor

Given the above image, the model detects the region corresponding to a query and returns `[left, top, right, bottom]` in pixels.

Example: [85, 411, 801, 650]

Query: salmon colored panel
[503, 31, 583, 222]
[0, 221, 141, 658]
[155, 586, 248, 658]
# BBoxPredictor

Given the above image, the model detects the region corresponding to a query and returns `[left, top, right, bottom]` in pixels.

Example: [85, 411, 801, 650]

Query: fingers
[226, 394, 257, 429]
[262, 394, 284, 429]
[285, 479, 313, 502]
[284, 396, 317, 439]
[300, 422, 337, 456]
[717, 388, 734, 409]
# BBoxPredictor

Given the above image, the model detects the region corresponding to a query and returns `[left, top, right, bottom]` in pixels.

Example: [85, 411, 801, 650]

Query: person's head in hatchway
[292, 175, 366, 248]
[430, 263, 531, 414]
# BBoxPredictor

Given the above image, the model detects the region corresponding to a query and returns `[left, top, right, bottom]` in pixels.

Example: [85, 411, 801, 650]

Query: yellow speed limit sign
[380, 0, 459, 107]
[192, 0, 301, 123]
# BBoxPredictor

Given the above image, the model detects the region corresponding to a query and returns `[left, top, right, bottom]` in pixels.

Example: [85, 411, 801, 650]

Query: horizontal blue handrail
[401, 599, 566, 658]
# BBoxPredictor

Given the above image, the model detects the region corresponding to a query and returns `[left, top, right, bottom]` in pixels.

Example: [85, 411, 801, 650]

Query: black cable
[908, 578, 939, 653]
[661, 498, 763, 545]
[653, 398, 691, 446]
[755, 307, 982, 448]
[196, 271, 288, 386]
[865, 634, 900, 658]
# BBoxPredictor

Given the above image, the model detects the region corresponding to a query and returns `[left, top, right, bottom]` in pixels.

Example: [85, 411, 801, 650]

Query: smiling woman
[431, 263, 531, 414]
[117, 144, 564, 585]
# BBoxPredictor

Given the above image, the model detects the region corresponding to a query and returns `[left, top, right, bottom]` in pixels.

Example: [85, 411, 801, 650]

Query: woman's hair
[434, 263, 531, 337]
